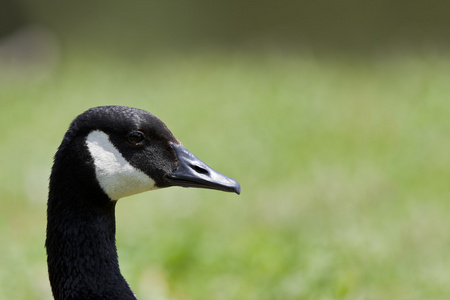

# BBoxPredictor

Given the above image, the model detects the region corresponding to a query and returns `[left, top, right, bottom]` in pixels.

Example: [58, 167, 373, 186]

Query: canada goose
[45, 106, 240, 300]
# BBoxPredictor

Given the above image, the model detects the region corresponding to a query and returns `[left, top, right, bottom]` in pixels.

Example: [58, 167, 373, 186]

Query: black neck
[46, 146, 137, 300]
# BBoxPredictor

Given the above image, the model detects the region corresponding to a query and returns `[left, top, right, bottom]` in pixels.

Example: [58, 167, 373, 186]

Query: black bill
[166, 142, 241, 194]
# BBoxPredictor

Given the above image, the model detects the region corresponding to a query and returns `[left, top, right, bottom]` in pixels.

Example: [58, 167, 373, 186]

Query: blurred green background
[1, 1, 450, 299]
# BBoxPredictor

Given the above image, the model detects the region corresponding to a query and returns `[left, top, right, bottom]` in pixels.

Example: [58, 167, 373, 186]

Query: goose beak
[166, 143, 241, 194]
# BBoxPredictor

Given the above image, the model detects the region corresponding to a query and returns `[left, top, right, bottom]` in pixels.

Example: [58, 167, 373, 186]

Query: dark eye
[128, 131, 145, 144]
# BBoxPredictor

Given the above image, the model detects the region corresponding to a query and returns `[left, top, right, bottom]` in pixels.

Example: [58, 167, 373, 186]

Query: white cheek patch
[86, 130, 157, 200]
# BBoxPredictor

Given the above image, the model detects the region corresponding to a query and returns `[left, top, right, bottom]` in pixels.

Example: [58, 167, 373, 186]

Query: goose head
[54, 105, 240, 201]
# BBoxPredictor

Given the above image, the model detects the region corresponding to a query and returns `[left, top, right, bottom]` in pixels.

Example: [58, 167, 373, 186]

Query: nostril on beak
[191, 164, 209, 175]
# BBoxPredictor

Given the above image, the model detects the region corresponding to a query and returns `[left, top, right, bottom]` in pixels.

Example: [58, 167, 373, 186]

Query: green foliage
[1, 51, 450, 299]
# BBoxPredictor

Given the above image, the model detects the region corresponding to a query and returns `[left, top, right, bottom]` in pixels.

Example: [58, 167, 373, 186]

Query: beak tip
[235, 187, 241, 195]
[233, 181, 241, 195]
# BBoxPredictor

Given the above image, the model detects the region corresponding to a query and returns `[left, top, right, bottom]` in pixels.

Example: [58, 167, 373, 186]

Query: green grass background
[1, 50, 450, 299]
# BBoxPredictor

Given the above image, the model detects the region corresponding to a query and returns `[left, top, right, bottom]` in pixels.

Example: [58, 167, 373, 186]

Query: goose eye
[128, 131, 145, 144]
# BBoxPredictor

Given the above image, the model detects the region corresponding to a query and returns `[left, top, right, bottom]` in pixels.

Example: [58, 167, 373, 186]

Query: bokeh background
[1, 1, 450, 299]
